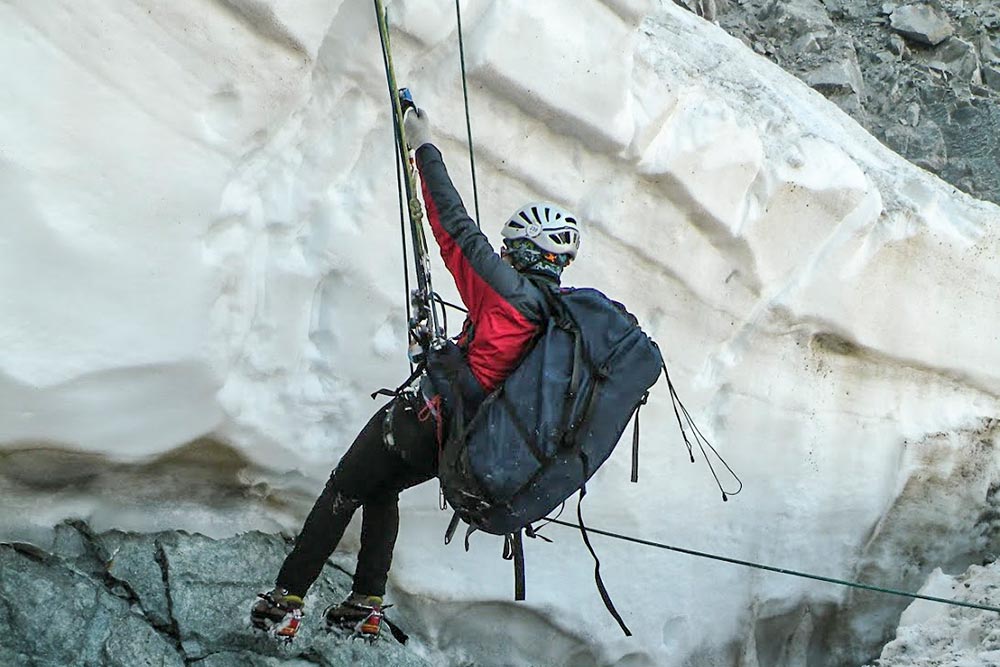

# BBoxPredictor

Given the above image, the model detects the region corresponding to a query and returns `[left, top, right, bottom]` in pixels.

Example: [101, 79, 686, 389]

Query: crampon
[324, 595, 391, 643]
[251, 589, 304, 643]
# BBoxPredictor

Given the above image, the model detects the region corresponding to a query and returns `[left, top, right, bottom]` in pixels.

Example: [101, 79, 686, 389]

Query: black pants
[276, 395, 440, 598]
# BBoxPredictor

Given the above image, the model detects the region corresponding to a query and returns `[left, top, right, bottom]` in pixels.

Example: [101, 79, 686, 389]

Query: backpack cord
[662, 362, 743, 501]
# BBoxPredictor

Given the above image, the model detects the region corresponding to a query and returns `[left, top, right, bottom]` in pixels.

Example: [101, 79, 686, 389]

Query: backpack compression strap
[631, 392, 649, 483]
[502, 530, 527, 601]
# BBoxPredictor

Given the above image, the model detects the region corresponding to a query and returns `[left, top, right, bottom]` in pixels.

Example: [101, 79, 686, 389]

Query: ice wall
[2, 0, 999, 665]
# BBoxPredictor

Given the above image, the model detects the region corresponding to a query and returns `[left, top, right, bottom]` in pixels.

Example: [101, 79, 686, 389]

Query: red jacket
[416, 145, 552, 394]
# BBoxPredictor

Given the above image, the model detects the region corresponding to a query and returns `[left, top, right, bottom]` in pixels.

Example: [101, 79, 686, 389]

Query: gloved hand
[403, 107, 433, 151]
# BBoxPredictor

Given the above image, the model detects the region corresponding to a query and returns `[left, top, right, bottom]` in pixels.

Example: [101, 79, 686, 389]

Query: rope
[394, 113, 414, 373]
[545, 519, 1000, 615]
[376, 1, 417, 375]
[455, 0, 481, 228]
[373, 0, 445, 344]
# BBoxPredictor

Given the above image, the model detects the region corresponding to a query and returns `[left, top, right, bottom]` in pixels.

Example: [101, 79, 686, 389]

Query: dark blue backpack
[437, 283, 663, 634]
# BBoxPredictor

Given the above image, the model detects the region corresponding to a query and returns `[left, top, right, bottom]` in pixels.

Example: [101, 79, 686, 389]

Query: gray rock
[923, 37, 981, 79]
[0, 544, 184, 667]
[792, 31, 825, 54]
[888, 33, 908, 57]
[883, 119, 947, 172]
[980, 35, 1000, 64]
[890, 4, 955, 46]
[158, 532, 294, 659]
[762, 0, 835, 43]
[980, 5, 1000, 31]
[0, 523, 433, 667]
[99, 530, 175, 630]
[102, 613, 187, 667]
[806, 57, 866, 97]
[673, 0, 719, 22]
[984, 64, 1000, 91]
[197, 653, 319, 667]
[821, 0, 865, 20]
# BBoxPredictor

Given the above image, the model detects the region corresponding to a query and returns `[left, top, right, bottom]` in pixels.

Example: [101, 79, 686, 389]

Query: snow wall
[2, 0, 1000, 665]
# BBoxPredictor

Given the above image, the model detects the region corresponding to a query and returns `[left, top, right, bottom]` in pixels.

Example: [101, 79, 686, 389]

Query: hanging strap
[444, 511, 461, 545]
[575, 490, 631, 636]
[503, 531, 527, 601]
[630, 392, 649, 483]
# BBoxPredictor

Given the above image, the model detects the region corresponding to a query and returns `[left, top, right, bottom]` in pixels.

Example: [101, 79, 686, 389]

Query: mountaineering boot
[324, 592, 387, 641]
[250, 587, 304, 641]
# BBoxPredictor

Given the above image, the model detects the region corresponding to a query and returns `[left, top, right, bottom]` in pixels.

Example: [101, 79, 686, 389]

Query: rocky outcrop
[0, 522, 428, 667]
[709, 0, 1000, 204]
[889, 4, 954, 46]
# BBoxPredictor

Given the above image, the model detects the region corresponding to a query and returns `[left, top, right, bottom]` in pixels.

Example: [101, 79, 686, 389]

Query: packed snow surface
[869, 565, 1000, 667]
[2, 0, 1000, 665]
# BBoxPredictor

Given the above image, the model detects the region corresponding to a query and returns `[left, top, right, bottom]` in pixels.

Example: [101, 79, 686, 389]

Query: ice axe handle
[398, 88, 415, 115]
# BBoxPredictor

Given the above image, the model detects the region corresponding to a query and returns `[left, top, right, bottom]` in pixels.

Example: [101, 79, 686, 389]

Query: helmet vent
[502, 201, 581, 259]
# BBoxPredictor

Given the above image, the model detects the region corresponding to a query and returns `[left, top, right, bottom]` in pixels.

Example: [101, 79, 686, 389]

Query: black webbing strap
[513, 531, 526, 601]
[575, 491, 631, 636]
[370, 361, 426, 400]
[558, 330, 587, 448]
[630, 392, 649, 483]
[562, 375, 601, 449]
[444, 511, 461, 545]
[536, 283, 586, 448]
[383, 615, 410, 644]
[502, 531, 527, 600]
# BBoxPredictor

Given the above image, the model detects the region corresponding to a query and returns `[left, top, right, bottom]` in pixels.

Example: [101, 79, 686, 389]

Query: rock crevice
[0, 523, 431, 667]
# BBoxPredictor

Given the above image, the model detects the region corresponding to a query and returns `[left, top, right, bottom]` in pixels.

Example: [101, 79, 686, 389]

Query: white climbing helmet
[501, 202, 581, 259]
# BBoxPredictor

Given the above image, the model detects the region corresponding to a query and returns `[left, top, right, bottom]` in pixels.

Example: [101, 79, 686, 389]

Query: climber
[250, 104, 582, 642]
